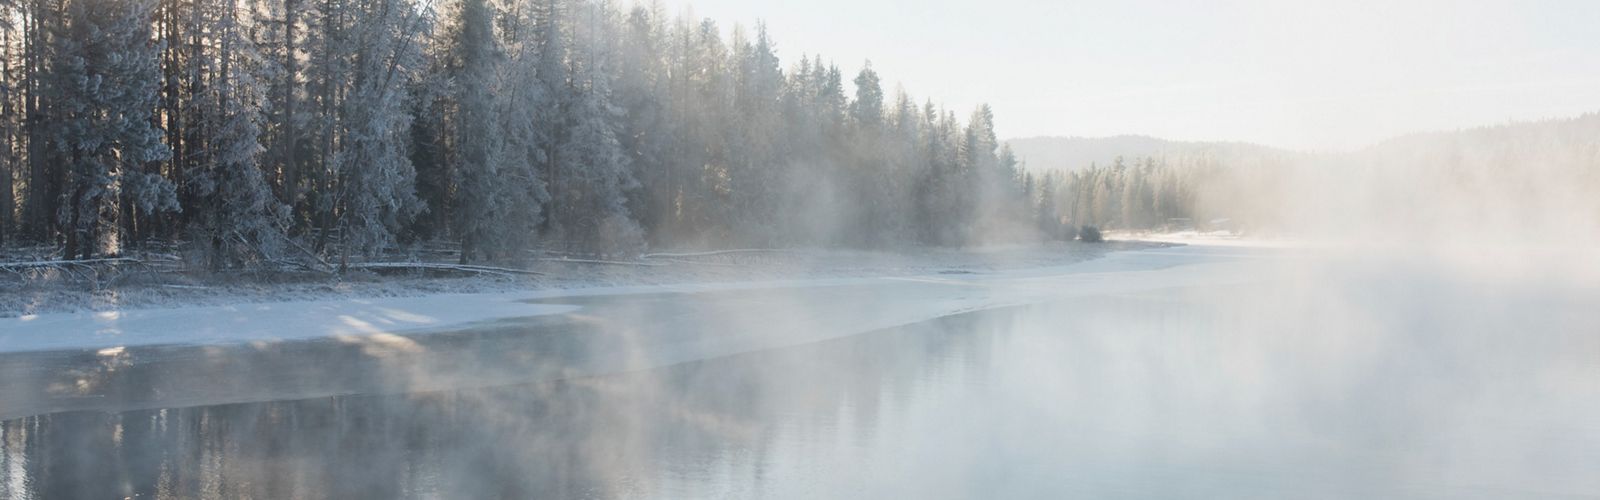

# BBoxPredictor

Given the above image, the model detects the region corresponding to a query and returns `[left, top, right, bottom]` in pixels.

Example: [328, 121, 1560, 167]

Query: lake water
[3, 249, 1598, 499]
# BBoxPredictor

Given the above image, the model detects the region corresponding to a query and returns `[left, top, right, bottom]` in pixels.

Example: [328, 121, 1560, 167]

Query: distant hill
[1005, 135, 1292, 171]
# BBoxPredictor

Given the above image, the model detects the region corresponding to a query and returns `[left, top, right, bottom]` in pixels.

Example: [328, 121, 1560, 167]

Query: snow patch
[0, 294, 580, 353]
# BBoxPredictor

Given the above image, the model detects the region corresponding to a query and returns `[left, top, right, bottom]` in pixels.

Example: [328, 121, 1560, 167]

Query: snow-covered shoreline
[1, 241, 1197, 353]
[0, 241, 1160, 319]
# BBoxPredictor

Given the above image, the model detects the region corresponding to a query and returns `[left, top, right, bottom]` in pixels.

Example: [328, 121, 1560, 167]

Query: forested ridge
[1019, 113, 1600, 241]
[0, 0, 1038, 269]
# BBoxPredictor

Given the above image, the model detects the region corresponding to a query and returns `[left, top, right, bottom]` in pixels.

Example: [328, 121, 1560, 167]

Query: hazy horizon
[658, 0, 1600, 151]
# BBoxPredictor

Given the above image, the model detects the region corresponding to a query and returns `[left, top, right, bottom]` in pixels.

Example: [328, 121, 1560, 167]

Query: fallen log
[344, 262, 545, 277]
[639, 249, 797, 259]
[0, 257, 144, 269]
[533, 257, 666, 267]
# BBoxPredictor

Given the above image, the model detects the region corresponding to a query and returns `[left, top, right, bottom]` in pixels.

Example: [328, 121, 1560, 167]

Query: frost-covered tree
[47, 0, 175, 259]
[614, 3, 671, 245]
[446, 0, 509, 260]
[260, 0, 315, 223]
[186, 0, 288, 269]
[918, 104, 967, 245]
[849, 62, 882, 129]
[725, 22, 784, 243]
[548, 0, 639, 253]
[853, 63, 896, 240]
[492, 0, 553, 255]
[330, 0, 423, 261]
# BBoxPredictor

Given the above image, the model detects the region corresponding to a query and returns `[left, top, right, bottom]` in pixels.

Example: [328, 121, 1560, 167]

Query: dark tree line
[0, 0, 1037, 268]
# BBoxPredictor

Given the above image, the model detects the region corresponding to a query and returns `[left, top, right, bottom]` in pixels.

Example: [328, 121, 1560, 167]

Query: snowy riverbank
[0, 241, 1235, 354]
[0, 241, 1159, 319]
[0, 241, 1281, 419]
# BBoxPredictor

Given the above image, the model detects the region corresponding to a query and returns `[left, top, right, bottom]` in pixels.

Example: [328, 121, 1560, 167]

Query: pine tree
[533, 0, 568, 240]
[331, 0, 424, 261]
[726, 22, 783, 243]
[849, 62, 882, 129]
[187, 0, 288, 268]
[615, 3, 670, 245]
[848, 62, 890, 245]
[262, 0, 313, 225]
[49, 0, 175, 259]
[552, 0, 639, 253]
[406, 39, 450, 241]
[882, 87, 924, 243]
[494, 0, 552, 255]
[447, 0, 510, 261]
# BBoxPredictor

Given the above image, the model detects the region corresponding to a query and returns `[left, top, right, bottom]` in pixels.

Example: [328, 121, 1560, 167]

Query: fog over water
[3, 244, 1598, 499]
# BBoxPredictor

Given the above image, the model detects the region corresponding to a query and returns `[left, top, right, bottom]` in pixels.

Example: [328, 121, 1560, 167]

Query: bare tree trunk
[280, 0, 300, 224]
[1, 20, 14, 248]
[312, 0, 337, 253]
[120, 182, 136, 251]
[158, 0, 182, 243]
[22, 0, 59, 243]
[65, 177, 85, 259]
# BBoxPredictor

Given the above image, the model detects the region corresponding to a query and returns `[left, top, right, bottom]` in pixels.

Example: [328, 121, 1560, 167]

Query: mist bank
[1016, 113, 1600, 256]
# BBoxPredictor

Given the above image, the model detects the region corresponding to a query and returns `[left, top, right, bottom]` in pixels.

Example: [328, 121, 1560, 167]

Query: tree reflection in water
[0, 310, 995, 499]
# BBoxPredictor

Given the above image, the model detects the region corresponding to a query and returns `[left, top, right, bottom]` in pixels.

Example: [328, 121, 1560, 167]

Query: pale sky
[652, 0, 1600, 151]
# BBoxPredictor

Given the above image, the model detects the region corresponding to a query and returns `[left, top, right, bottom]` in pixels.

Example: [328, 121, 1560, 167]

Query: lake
[3, 246, 1597, 498]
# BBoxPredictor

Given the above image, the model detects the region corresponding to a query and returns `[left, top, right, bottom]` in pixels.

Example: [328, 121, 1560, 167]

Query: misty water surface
[2, 249, 1598, 499]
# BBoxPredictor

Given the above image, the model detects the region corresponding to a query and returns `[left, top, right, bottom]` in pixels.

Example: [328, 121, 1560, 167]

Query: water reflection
[3, 262, 1598, 499]
[0, 308, 999, 499]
